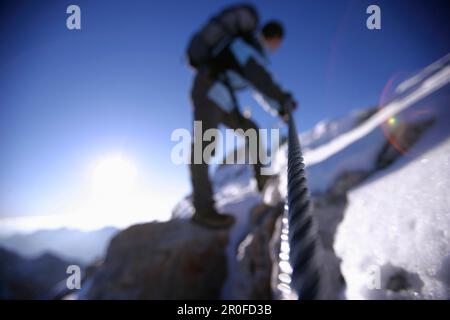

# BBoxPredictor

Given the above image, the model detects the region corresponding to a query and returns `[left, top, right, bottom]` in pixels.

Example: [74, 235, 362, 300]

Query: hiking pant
[189, 72, 264, 214]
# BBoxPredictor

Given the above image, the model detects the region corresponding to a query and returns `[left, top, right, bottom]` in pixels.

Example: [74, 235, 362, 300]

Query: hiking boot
[191, 211, 235, 229]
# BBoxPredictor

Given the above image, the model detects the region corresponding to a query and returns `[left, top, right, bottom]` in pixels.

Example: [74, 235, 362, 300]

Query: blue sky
[0, 0, 449, 226]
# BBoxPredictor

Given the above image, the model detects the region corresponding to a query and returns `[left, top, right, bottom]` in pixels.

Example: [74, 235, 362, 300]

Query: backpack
[186, 4, 259, 70]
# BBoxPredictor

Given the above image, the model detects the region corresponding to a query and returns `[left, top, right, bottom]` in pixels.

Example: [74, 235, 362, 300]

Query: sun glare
[85, 154, 149, 227]
[91, 155, 138, 197]
[0, 153, 176, 234]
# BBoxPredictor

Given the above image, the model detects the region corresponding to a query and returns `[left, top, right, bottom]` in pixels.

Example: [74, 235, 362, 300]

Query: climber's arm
[229, 38, 293, 114]
[242, 57, 286, 105]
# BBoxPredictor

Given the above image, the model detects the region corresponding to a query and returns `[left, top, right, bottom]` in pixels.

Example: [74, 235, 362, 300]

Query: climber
[186, 4, 297, 228]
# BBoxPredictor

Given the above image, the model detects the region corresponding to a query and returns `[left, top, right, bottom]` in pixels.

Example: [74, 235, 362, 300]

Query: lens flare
[388, 117, 397, 126]
[378, 73, 434, 156]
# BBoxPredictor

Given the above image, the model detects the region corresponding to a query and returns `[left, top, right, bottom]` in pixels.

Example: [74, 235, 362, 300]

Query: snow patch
[335, 136, 450, 299]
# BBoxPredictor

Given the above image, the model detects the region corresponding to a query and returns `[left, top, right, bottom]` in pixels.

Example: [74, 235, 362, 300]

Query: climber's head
[261, 20, 284, 53]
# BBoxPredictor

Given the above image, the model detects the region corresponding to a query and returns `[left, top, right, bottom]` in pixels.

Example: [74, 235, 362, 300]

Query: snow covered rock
[329, 55, 450, 299]
[335, 135, 450, 300]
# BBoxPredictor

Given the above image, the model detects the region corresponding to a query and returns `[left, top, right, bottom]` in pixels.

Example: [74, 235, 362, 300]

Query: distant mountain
[0, 227, 118, 264]
[0, 247, 77, 299]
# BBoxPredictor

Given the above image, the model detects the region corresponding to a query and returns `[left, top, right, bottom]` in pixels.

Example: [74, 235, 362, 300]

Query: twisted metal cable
[285, 107, 321, 300]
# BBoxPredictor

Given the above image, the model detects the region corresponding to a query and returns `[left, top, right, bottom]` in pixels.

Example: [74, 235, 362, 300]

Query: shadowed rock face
[376, 118, 436, 169]
[232, 203, 284, 299]
[83, 219, 229, 299]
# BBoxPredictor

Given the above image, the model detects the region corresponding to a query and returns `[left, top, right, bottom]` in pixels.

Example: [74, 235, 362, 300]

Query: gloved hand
[278, 92, 298, 120]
